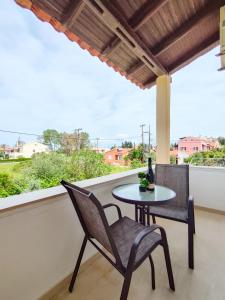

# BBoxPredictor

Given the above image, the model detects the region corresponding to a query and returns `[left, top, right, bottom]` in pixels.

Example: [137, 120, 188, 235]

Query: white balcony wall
[190, 166, 225, 211]
[0, 166, 224, 300]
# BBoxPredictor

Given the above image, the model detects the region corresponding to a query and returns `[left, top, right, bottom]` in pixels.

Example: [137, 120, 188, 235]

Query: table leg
[135, 205, 138, 222]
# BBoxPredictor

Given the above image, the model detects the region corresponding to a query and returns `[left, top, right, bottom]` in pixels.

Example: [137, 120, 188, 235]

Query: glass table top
[112, 183, 176, 205]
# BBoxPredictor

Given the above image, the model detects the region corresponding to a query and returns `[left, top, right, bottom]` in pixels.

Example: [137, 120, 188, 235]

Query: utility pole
[140, 124, 145, 147]
[96, 137, 100, 151]
[144, 124, 151, 153]
[75, 128, 82, 150]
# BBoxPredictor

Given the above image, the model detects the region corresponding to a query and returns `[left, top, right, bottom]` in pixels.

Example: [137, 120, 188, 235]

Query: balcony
[0, 166, 225, 300]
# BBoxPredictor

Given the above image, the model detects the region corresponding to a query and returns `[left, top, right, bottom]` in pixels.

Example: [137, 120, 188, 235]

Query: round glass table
[112, 183, 176, 225]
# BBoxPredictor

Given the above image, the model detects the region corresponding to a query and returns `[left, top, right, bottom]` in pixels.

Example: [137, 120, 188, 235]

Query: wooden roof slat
[126, 60, 144, 76]
[84, 0, 167, 76]
[61, 0, 85, 28]
[152, 0, 225, 56]
[15, 0, 221, 89]
[168, 31, 219, 73]
[125, 0, 224, 77]
[129, 0, 168, 31]
[101, 0, 168, 58]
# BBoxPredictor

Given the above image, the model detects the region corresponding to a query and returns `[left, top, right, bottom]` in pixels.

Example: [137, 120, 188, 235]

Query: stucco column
[156, 75, 171, 164]
[220, 6, 225, 70]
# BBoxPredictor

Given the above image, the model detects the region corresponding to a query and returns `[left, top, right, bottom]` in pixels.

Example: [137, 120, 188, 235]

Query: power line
[0, 129, 142, 142]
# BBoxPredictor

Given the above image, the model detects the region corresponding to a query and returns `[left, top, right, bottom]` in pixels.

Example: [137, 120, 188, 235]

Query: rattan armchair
[148, 164, 195, 269]
[61, 180, 175, 300]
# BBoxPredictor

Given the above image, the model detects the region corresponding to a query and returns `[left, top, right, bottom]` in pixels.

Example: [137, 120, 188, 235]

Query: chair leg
[152, 215, 156, 224]
[69, 236, 88, 293]
[162, 237, 175, 291]
[193, 207, 196, 234]
[120, 270, 133, 300]
[149, 255, 155, 290]
[188, 222, 194, 269]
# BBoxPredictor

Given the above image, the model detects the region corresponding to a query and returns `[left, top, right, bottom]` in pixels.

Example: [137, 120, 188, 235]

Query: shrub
[0, 173, 26, 198]
[23, 152, 70, 189]
[67, 150, 111, 181]
[130, 159, 144, 169]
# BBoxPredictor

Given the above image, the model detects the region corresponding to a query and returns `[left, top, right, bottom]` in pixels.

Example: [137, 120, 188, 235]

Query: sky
[0, 1, 224, 148]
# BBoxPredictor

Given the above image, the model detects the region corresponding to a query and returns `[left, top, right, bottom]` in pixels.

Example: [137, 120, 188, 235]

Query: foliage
[130, 159, 144, 169]
[24, 153, 70, 188]
[127, 145, 144, 162]
[185, 148, 225, 166]
[139, 178, 148, 188]
[121, 141, 133, 148]
[170, 155, 177, 164]
[0, 173, 27, 198]
[41, 129, 61, 151]
[110, 144, 117, 150]
[0, 157, 31, 163]
[60, 131, 90, 155]
[138, 172, 146, 179]
[218, 137, 225, 146]
[67, 150, 111, 181]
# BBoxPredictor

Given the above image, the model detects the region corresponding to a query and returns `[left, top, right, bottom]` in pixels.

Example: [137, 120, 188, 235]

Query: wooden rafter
[152, 0, 225, 56]
[129, 0, 168, 31]
[128, 0, 224, 77]
[101, 0, 167, 57]
[144, 32, 219, 89]
[168, 32, 219, 73]
[61, 0, 85, 28]
[84, 0, 167, 76]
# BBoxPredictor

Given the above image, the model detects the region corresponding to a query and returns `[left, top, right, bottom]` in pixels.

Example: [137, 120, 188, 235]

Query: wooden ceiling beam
[152, 0, 225, 56]
[101, 0, 168, 58]
[168, 32, 219, 73]
[129, 0, 168, 31]
[62, 0, 85, 28]
[84, 0, 167, 76]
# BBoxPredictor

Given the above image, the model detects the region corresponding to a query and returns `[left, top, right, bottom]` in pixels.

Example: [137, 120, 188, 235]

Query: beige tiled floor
[55, 209, 225, 300]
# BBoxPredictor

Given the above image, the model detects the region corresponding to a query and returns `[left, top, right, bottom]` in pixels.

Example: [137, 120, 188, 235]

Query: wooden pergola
[15, 0, 225, 162]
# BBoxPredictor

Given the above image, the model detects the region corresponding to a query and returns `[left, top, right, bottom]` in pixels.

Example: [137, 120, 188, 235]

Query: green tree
[218, 137, 225, 146]
[127, 144, 144, 163]
[60, 131, 90, 155]
[41, 129, 61, 151]
[121, 141, 133, 148]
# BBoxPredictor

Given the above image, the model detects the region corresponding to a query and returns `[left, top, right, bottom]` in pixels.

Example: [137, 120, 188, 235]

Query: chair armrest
[127, 224, 165, 269]
[188, 195, 194, 219]
[102, 203, 122, 219]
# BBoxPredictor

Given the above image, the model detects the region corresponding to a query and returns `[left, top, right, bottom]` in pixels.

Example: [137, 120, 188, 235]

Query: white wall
[0, 170, 139, 300]
[190, 166, 225, 211]
[0, 166, 224, 300]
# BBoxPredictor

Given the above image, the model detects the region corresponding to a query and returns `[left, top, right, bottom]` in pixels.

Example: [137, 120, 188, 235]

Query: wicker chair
[61, 180, 175, 300]
[148, 164, 195, 269]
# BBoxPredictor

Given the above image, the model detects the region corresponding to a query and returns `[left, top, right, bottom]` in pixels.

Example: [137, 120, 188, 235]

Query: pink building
[178, 137, 220, 156]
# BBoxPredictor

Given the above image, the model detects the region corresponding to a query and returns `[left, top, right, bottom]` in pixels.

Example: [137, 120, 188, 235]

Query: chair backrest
[61, 180, 120, 263]
[155, 164, 189, 208]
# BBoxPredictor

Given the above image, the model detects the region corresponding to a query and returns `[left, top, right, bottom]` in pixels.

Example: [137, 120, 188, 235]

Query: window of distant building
[180, 147, 187, 151]
[193, 147, 198, 151]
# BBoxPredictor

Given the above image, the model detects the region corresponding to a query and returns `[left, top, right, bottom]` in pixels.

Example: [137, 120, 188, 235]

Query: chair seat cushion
[150, 205, 188, 222]
[110, 217, 161, 269]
